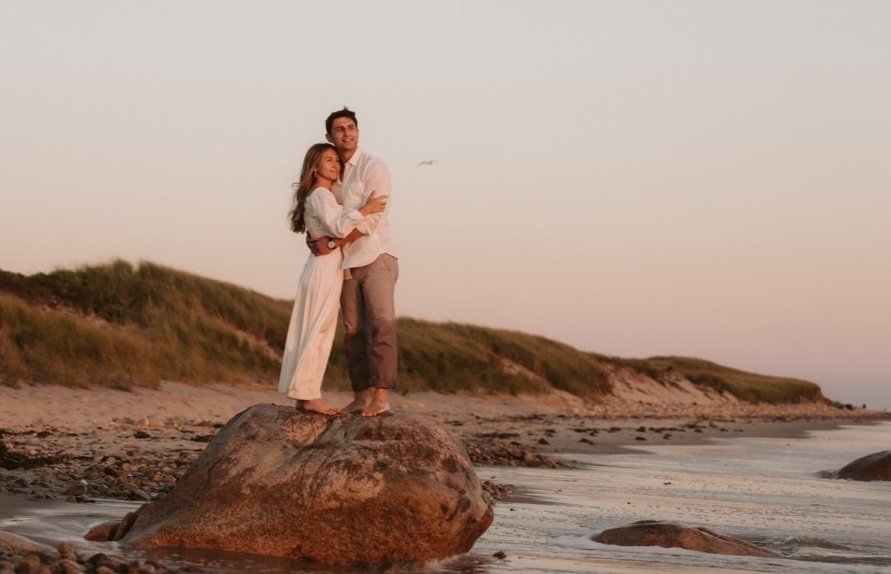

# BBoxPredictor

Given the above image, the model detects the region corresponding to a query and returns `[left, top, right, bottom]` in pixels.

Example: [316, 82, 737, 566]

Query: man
[309, 107, 398, 417]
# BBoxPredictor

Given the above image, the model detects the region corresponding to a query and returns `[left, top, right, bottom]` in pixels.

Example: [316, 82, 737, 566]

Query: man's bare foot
[296, 399, 340, 416]
[363, 388, 392, 417]
[342, 389, 372, 414]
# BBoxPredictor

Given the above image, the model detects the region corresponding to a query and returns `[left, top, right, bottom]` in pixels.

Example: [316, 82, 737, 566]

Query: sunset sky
[2, 1, 889, 407]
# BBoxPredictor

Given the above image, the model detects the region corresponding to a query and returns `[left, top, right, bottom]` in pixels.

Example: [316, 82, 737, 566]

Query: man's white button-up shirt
[333, 148, 397, 269]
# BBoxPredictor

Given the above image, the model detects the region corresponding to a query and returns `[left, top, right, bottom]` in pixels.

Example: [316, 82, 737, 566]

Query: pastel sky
[2, 1, 889, 408]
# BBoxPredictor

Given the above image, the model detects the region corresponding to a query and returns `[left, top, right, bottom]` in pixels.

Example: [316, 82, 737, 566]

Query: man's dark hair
[325, 107, 358, 135]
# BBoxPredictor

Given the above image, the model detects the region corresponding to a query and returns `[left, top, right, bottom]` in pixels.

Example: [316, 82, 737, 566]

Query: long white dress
[278, 187, 368, 400]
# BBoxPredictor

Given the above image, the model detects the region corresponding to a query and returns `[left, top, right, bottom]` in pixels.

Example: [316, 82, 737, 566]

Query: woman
[278, 143, 387, 415]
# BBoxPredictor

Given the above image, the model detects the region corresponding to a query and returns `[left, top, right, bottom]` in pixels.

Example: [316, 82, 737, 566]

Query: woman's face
[314, 149, 341, 186]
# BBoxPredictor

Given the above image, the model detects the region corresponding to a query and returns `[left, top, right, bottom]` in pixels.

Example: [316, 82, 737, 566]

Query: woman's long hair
[288, 143, 338, 234]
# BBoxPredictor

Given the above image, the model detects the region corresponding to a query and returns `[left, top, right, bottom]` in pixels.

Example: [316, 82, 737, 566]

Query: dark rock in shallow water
[837, 450, 891, 481]
[88, 404, 493, 567]
[83, 520, 119, 542]
[592, 520, 779, 557]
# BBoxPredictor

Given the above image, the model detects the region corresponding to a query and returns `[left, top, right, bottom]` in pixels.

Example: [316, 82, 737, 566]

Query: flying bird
[416, 159, 439, 167]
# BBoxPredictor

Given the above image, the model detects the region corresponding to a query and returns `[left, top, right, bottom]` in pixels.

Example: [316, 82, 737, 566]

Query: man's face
[327, 117, 359, 156]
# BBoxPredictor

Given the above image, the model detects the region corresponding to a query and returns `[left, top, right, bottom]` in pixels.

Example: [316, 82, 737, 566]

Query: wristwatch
[327, 240, 337, 250]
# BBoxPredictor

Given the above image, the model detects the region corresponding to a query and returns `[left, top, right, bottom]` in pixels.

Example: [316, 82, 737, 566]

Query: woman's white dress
[278, 187, 368, 400]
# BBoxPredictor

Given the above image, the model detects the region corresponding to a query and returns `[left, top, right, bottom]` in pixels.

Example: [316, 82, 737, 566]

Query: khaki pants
[341, 254, 398, 391]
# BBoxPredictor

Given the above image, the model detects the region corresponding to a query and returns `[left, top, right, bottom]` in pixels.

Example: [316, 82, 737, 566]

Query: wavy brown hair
[288, 143, 338, 234]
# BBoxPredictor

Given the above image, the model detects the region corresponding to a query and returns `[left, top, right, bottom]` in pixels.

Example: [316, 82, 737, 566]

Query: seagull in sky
[416, 159, 439, 166]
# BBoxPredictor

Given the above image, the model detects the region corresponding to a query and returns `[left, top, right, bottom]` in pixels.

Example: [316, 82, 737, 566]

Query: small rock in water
[593, 520, 779, 557]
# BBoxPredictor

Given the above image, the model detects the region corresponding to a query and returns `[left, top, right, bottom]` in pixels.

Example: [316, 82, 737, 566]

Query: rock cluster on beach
[0, 419, 213, 502]
[0, 537, 191, 573]
[463, 434, 563, 468]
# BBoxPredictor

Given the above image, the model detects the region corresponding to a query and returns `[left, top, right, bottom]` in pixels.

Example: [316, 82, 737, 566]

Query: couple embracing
[277, 107, 398, 418]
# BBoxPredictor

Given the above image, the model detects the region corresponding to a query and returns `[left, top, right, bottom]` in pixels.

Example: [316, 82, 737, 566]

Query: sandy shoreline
[2, 381, 889, 572]
[3, 380, 884, 430]
[2, 381, 887, 501]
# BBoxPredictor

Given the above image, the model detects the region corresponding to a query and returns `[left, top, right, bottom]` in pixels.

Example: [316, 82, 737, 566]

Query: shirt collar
[345, 148, 363, 168]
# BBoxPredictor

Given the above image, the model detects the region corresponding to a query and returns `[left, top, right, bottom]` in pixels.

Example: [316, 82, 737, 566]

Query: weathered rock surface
[592, 520, 779, 557]
[89, 404, 493, 566]
[0, 531, 54, 558]
[836, 450, 891, 481]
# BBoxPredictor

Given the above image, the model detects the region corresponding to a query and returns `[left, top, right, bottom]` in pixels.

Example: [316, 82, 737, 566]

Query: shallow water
[2, 422, 890, 573]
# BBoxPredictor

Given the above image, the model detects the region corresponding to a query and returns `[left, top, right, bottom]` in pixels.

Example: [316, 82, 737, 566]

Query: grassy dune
[0, 261, 827, 404]
[0, 261, 289, 388]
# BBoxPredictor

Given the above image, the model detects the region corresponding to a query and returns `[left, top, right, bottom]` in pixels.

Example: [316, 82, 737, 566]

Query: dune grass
[0, 261, 288, 387]
[0, 260, 826, 404]
[0, 261, 615, 396]
[0, 291, 156, 388]
[391, 319, 611, 396]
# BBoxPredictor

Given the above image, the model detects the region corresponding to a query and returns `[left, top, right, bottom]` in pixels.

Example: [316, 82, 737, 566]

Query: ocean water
[2, 421, 890, 574]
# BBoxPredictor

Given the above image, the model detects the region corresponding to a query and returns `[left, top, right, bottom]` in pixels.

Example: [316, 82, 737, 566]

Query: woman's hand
[359, 192, 388, 216]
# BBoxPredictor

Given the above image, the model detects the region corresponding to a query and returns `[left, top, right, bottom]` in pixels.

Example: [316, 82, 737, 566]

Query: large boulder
[92, 404, 493, 566]
[837, 450, 891, 481]
[593, 520, 778, 557]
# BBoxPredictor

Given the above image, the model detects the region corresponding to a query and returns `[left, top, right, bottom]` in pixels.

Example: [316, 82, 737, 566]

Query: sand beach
[2, 382, 889, 573]
[1, 381, 884, 501]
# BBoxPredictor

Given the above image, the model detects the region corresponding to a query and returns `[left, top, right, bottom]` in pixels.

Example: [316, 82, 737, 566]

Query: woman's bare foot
[296, 399, 340, 416]
[342, 389, 372, 414]
[363, 388, 392, 417]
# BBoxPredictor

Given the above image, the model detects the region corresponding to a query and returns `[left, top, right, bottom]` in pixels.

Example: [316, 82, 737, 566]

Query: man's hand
[307, 235, 335, 256]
